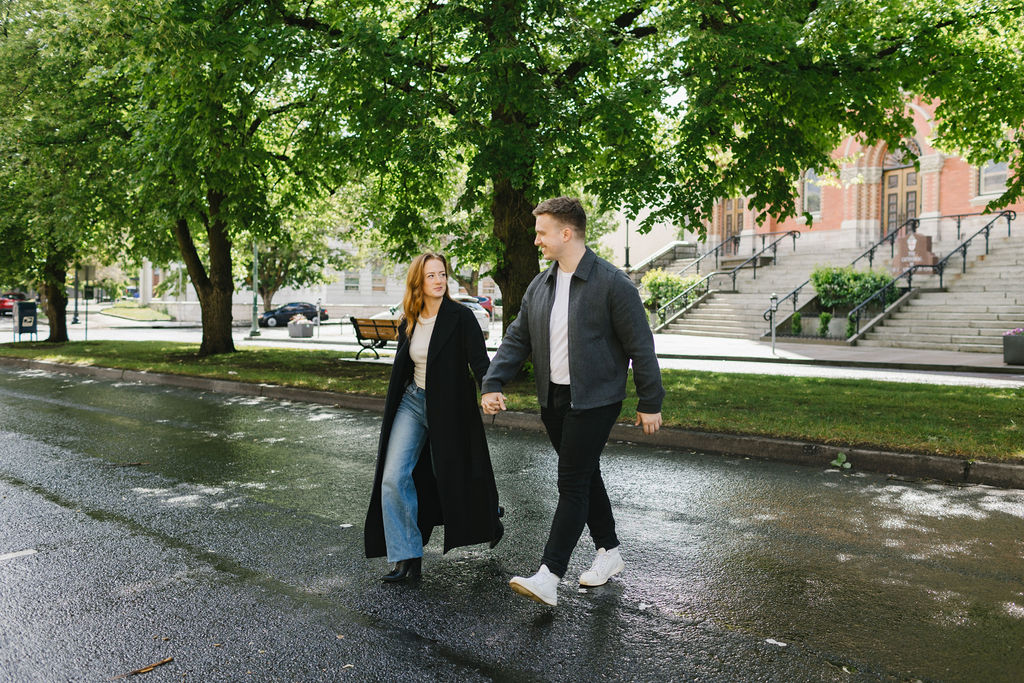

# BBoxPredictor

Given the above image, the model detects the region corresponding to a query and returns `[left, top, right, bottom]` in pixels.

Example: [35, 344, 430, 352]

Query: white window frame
[978, 161, 1009, 196]
[802, 169, 822, 217]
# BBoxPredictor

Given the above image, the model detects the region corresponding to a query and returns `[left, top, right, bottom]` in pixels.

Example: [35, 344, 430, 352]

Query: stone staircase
[648, 215, 1020, 344]
[661, 245, 865, 338]
[626, 241, 700, 285]
[857, 234, 1024, 353]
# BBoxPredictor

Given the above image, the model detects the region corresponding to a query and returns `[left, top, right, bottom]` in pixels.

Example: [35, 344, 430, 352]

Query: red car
[0, 292, 27, 317]
[475, 296, 494, 318]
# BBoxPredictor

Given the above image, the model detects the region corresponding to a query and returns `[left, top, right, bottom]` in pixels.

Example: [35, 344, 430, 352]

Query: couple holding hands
[363, 197, 664, 607]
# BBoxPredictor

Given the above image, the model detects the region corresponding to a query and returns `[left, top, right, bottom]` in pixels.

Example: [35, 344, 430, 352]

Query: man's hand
[481, 392, 507, 415]
[635, 411, 662, 435]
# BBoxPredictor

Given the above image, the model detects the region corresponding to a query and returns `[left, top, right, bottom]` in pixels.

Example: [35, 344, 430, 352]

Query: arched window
[803, 169, 821, 215]
[884, 138, 922, 168]
[979, 161, 1008, 195]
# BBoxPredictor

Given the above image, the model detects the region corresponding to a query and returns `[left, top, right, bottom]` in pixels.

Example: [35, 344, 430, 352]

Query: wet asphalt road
[1, 367, 1023, 682]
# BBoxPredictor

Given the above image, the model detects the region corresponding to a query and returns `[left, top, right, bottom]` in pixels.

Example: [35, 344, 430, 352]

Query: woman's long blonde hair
[401, 252, 453, 335]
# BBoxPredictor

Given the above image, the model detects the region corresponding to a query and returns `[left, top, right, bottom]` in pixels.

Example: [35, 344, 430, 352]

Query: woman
[364, 253, 503, 582]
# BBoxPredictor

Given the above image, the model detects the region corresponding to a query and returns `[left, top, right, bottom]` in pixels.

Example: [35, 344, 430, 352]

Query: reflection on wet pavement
[1, 366, 1022, 681]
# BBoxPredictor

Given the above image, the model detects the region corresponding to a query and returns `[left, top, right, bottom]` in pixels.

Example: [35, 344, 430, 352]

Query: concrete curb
[3, 356, 1021, 490]
[2, 357, 388, 413]
[656, 352, 1024, 376]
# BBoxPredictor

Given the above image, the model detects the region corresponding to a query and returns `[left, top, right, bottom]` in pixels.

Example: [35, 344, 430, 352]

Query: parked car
[372, 297, 490, 339]
[452, 293, 494, 320]
[0, 291, 28, 317]
[259, 302, 329, 327]
[474, 295, 494, 318]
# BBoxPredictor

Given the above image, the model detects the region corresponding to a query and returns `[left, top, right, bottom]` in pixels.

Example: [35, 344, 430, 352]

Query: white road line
[0, 549, 38, 562]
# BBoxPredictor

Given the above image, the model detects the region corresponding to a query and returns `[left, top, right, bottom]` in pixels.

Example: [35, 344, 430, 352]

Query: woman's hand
[481, 392, 506, 415]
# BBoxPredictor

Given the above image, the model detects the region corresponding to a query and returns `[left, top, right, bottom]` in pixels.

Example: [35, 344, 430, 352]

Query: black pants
[539, 383, 622, 578]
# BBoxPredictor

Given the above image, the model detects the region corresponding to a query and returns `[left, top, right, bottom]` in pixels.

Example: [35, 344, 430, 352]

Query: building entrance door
[882, 166, 920, 237]
[723, 197, 744, 255]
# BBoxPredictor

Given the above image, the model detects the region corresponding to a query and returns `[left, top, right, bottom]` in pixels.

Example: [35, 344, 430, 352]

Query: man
[481, 196, 664, 607]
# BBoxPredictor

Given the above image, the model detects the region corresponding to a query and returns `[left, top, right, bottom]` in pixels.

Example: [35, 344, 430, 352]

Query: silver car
[372, 296, 490, 339]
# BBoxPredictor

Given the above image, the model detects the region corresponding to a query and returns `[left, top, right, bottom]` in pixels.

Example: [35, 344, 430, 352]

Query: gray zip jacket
[482, 247, 665, 413]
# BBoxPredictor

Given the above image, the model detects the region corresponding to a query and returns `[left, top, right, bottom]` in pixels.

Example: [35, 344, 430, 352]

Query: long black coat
[364, 296, 502, 558]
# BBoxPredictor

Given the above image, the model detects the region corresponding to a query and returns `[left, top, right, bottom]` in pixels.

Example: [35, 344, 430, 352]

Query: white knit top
[409, 314, 437, 389]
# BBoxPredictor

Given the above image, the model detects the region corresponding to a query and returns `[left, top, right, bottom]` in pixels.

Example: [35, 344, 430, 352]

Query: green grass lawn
[1, 340, 1021, 461]
[99, 302, 173, 321]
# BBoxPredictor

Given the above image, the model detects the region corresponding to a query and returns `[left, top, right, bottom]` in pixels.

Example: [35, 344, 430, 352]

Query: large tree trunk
[172, 192, 236, 356]
[452, 267, 480, 297]
[41, 254, 69, 343]
[260, 288, 279, 313]
[491, 177, 538, 331]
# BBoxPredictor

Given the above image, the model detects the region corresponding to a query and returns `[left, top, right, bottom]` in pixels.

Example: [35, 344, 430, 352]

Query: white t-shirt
[548, 268, 573, 385]
[410, 314, 436, 389]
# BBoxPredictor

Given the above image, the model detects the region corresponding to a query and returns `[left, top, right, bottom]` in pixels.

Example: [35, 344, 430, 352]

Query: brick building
[708, 99, 1021, 252]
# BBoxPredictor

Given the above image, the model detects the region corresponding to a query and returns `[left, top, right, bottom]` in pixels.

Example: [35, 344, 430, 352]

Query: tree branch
[558, 6, 657, 87]
[172, 218, 212, 293]
[247, 100, 312, 138]
[268, 0, 344, 38]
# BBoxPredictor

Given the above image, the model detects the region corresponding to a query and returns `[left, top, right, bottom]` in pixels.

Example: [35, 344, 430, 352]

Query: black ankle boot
[382, 557, 422, 583]
[489, 520, 505, 549]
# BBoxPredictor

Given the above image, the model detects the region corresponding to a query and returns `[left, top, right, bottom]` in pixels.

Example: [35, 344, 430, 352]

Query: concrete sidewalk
[236, 322, 1024, 378]
[18, 313, 1024, 380]
[651, 333, 1024, 375]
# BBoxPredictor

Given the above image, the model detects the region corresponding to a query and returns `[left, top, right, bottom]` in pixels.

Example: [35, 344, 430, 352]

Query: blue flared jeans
[381, 384, 430, 562]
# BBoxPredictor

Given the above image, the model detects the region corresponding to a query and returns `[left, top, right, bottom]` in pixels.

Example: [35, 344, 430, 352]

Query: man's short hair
[533, 196, 586, 237]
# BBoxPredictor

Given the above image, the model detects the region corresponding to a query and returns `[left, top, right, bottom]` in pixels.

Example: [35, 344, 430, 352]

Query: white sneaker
[509, 564, 559, 606]
[578, 547, 624, 587]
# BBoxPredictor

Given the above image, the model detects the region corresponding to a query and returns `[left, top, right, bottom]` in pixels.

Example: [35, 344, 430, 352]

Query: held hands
[483, 391, 658, 433]
[635, 411, 662, 435]
[481, 392, 507, 415]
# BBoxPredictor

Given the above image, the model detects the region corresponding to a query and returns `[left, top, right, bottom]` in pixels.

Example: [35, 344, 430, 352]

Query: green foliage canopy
[0, 0, 132, 340]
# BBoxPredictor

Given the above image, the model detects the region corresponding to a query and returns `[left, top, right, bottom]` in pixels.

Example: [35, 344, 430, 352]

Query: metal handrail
[750, 229, 803, 254]
[675, 235, 741, 278]
[844, 265, 922, 339]
[847, 209, 1016, 338]
[656, 230, 800, 327]
[654, 271, 718, 327]
[762, 217, 920, 329]
[850, 217, 920, 269]
[626, 240, 690, 275]
[760, 210, 1013, 333]
[722, 230, 801, 290]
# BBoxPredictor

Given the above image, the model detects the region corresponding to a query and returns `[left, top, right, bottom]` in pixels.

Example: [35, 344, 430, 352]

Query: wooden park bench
[350, 316, 401, 360]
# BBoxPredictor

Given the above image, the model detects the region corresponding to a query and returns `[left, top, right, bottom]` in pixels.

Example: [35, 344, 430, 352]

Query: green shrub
[640, 269, 698, 311]
[845, 315, 857, 339]
[810, 266, 899, 310]
[790, 312, 802, 336]
[818, 311, 833, 337]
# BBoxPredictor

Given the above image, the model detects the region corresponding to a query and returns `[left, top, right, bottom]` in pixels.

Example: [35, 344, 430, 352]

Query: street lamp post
[249, 241, 260, 337]
[770, 293, 778, 355]
[624, 219, 631, 269]
[71, 265, 80, 325]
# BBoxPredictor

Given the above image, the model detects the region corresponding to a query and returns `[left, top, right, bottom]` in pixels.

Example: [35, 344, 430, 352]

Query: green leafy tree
[236, 202, 353, 312]
[93, 0, 346, 355]
[268, 0, 676, 329]
[0, 0, 130, 341]
[654, 0, 1024, 226]
[270, 0, 1024, 331]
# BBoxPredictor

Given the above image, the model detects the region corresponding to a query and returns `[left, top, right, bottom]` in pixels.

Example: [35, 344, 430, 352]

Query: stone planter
[1004, 334, 1024, 365]
[287, 321, 314, 338]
